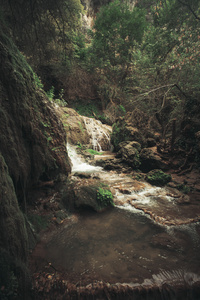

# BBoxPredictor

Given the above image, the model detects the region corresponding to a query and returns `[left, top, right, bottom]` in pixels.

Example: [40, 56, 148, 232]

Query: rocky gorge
[1, 21, 200, 300]
[29, 106, 200, 299]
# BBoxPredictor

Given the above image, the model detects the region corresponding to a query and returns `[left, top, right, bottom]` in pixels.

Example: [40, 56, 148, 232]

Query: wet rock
[59, 107, 90, 145]
[176, 194, 190, 205]
[151, 233, 184, 252]
[96, 158, 124, 171]
[74, 172, 92, 178]
[116, 141, 141, 169]
[62, 182, 114, 212]
[195, 131, 200, 152]
[118, 141, 142, 153]
[140, 147, 169, 172]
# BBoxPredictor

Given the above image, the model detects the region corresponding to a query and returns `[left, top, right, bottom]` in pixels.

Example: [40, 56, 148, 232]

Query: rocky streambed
[29, 148, 200, 299]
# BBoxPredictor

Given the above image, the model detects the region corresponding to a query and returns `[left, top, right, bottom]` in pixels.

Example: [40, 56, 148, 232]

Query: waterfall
[83, 116, 112, 152]
[67, 143, 103, 173]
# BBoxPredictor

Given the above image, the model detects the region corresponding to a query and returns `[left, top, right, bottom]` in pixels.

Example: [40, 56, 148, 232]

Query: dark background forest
[1, 0, 200, 160]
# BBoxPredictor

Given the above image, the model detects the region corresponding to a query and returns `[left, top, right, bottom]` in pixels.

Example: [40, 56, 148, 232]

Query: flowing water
[37, 146, 200, 293]
[32, 117, 200, 297]
[67, 144, 103, 173]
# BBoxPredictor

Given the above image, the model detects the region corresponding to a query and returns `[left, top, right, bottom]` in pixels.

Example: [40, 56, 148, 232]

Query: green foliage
[73, 101, 101, 118]
[146, 169, 172, 186]
[87, 0, 147, 109]
[97, 187, 114, 208]
[77, 142, 83, 149]
[33, 72, 44, 89]
[1, 0, 84, 66]
[46, 86, 67, 106]
[118, 104, 126, 115]
[111, 120, 129, 150]
[73, 32, 88, 61]
[90, 0, 146, 69]
[46, 86, 55, 101]
[86, 149, 102, 155]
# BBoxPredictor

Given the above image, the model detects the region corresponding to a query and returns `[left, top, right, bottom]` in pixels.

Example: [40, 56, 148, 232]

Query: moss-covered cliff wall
[0, 31, 71, 197]
[0, 28, 71, 298]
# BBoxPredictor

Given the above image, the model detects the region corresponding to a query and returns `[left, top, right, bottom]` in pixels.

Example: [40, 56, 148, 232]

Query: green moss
[86, 149, 102, 155]
[146, 169, 171, 186]
[97, 187, 114, 208]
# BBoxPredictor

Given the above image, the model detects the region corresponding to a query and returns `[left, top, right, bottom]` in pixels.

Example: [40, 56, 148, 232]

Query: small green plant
[97, 187, 114, 208]
[118, 104, 126, 114]
[86, 149, 102, 155]
[46, 86, 55, 101]
[135, 173, 144, 180]
[33, 72, 43, 89]
[77, 142, 82, 149]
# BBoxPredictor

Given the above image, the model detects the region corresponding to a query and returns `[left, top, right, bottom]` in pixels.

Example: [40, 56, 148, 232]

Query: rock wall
[0, 28, 71, 298]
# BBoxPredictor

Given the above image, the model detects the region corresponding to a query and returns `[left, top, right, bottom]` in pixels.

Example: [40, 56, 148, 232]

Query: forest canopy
[0, 0, 200, 158]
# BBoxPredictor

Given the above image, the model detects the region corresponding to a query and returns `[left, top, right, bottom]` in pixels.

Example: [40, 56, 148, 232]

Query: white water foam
[67, 144, 103, 173]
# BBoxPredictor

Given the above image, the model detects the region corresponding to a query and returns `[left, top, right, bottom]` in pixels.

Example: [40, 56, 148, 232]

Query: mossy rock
[62, 182, 114, 212]
[146, 169, 171, 186]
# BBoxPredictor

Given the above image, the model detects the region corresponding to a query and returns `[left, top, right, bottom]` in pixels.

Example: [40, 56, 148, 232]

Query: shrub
[146, 169, 171, 186]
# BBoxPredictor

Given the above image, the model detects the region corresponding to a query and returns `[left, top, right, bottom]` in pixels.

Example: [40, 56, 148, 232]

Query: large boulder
[62, 182, 114, 212]
[116, 141, 141, 169]
[140, 147, 169, 172]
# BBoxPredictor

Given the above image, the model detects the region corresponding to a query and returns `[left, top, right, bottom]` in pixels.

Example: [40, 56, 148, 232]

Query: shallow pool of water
[37, 207, 200, 285]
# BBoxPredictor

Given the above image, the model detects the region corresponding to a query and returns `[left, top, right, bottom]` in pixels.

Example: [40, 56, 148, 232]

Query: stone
[62, 182, 114, 212]
[140, 147, 169, 172]
[116, 141, 141, 169]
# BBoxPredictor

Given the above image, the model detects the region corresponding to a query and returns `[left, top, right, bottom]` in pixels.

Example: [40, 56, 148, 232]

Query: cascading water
[83, 116, 112, 151]
[31, 116, 200, 299]
[67, 143, 103, 173]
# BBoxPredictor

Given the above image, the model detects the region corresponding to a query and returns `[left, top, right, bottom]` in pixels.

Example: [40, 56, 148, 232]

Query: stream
[31, 117, 200, 299]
